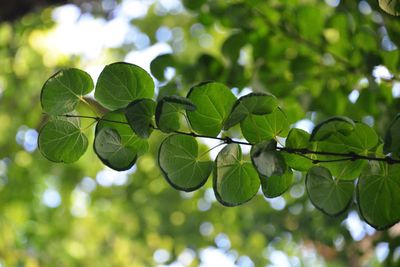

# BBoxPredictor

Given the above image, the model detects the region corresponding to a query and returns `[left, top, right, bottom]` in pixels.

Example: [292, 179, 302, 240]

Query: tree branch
[54, 114, 400, 165]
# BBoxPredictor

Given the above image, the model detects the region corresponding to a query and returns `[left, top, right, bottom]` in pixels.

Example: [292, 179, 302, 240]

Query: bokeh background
[1, 0, 400, 266]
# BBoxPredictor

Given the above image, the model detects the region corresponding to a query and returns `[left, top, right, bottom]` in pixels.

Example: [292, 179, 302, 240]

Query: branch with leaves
[38, 63, 400, 230]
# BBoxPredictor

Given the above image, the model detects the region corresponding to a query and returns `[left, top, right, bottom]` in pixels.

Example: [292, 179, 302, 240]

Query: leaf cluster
[39, 62, 400, 230]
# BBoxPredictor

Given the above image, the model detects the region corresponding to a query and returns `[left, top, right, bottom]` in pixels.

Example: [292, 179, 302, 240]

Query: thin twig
[53, 113, 400, 165]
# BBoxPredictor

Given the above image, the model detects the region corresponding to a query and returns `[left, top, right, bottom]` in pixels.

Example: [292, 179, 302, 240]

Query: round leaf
[261, 169, 294, 198]
[150, 54, 176, 81]
[187, 82, 236, 137]
[306, 166, 354, 216]
[94, 62, 154, 110]
[313, 123, 378, 180]
[282, 128, 313, 171]
[251, 140, 286, 177]
[125, 98, 156, 138]
[213, 144, 260, 206]
[357, 162, 400, 230]
[94, 127, 138, 171]
[222, 31, 247, 62]
[241, 108, 289, 143]
[155, 95, 196, 133]
[95, 109, 148, 171]
[224, 92, 278, 130]
[38, 120, 88, 163]
[310, 116, 355, 141]
[41, 68, 94, 115]
[158, 134, 213, 192]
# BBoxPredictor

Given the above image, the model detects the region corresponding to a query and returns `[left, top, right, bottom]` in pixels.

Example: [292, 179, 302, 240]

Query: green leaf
[306, 166, 354, 216]
[158, 134, 213, 191]
[261, 169, 293, 198]
[213, 144, 260, 206]
[379, 0, 400, 16]
[94, 62, 154, 110]
[150, 54, 176, 81]
[282, 128, 313, 171]
[94, 127, 138, 171]
[187, 82, 236, 137]
[314, 123, 378, 180]
[224, 92, 278, 130]
[384, 114, 400, 157]
[251, 140, 293, 198]
[357, 162, 400, 229]
[95, 109, 148, 171]
[38, 119, 88, 163]
[241, 108, 289, 143]
[310, 116, 355, 141]
[125, 98, 156, 138]
[155, 95, 196, 133]
[41, 68, 94, 115]
[250, 140, 285, 177]
[222, 31, 247, 62]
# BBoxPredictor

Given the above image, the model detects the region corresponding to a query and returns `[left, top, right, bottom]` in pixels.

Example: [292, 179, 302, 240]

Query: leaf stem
[54, 113, 400, 165]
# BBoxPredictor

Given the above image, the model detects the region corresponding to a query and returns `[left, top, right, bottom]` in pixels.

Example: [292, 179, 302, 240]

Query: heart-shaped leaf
[251, 140, 285, 177]
[384, 114, 400, 157]
[306, 166, 354, 216]
[282, 128, 313, 171]
[261, 169, 293, 198]
[155, 95, 196, 133]
[241, 108, 289, 143]
[38, 119, 88, 163]
[94, 62, 154, 110]
[310, 116, 355, 141]
[357, 162, 400, 230]
[314, 123, 378, 180]
[125, 98, 156, 138]
[94, 127, 138, 171]
[95, 109, 148, 171]
[158, 134, 213, 191]
[150, 54, 176, 81]
[41, 68, 93, 115]
[251, 140, 293, 198]
[213, 144, 260, 206]
[224, 92, 278, 130]
[187, 82, 236, 137]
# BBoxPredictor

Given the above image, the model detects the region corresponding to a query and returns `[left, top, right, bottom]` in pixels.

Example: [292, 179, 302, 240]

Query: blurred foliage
[1, 0, 400, 266]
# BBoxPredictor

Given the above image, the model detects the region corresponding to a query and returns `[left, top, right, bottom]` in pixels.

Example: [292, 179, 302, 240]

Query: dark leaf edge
[305, 166, 354, 217]
[157, 134, 211, 192]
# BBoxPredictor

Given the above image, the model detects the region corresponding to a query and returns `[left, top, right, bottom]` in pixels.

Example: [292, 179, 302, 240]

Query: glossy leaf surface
[310, 116, 355, 141]
[125, 98, 156, 138]
[251, 140, 286, 177]
[94, 127, 138, 171]
[283, 128, 313, 171]
[241, 108, 289, 143]
[41, 68, 93, 115]
[261, 169, 293, 198]
[38, 119, 88, 163]
[213, 144, 260, 206]
[158, 134, 213, 191]
[224, 92, 278, 130]
[306, 166, 354, 216]
[95, 109, 148, 170]
[95, 62, 154, 110]
[357, 162, 400, 229]
[155, 95, 196, 133]
[187, 82, 236, 136]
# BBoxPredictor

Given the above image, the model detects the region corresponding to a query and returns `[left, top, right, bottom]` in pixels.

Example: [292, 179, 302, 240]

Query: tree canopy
[2, 0, 400, 266]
